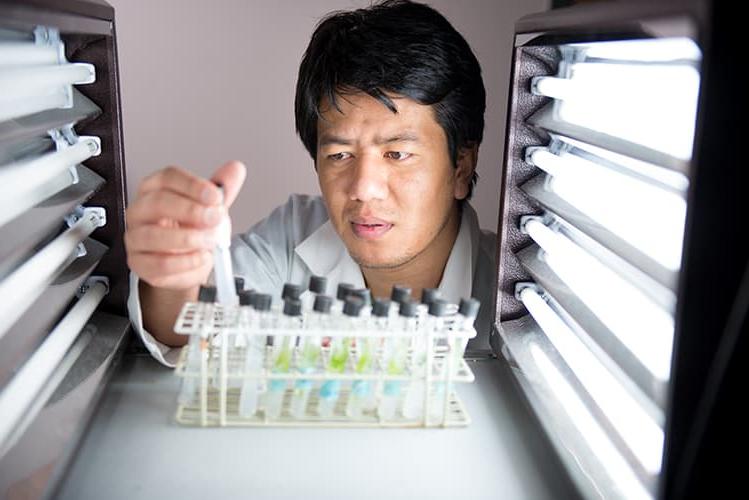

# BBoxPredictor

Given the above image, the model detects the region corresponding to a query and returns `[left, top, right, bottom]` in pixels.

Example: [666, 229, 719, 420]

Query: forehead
[317, 92, 443, 141]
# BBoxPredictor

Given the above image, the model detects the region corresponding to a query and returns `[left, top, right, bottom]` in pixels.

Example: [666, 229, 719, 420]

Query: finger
[138, 165, 223, 206]
[128, 250, 212, 286]
[139, 265, 213, 291]
[127, 190, 226, 228]
[125, 225, 216, 253]
[210, 160, 247, 207]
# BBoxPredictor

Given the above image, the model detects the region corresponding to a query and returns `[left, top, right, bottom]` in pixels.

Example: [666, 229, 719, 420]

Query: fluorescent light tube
[0, 207, 106, 342]
[529, 342, 653, 500]
[520, 286, 664, 475]
[523, 218, 674, 381]
[568, 37, 701, 63]
[528, 148, 687, 271]
[0, 137, 100, 219]
[0, 278, 107, 457]
[531, 62, 700, 160]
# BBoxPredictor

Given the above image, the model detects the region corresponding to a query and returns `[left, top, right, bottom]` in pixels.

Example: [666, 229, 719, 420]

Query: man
[125, 0, 496, 366]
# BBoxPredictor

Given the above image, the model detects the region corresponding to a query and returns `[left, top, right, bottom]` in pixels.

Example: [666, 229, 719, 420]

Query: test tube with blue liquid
[290, 294, 331, 418]
[264, 298, 301, 419]
[318, 296, 362, 418]
[378, 299, 416, 419]
[345, 295, 381, 418]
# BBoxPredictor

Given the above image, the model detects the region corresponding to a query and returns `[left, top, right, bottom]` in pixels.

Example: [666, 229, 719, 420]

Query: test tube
[402, 297, 430, 421]
[265, 298, 302, 419]
[345, 294, 379, 419]
[238, 289, 263, 417]
[178, 285, 214, 405]
[290, 294, 331, 418]
[378, 299, 416, 420]
[426, 299, 450, 423]
[318, 296, 362, 418]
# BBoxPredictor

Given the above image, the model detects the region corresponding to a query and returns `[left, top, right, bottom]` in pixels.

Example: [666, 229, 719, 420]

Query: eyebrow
[318, 132, 422, 147]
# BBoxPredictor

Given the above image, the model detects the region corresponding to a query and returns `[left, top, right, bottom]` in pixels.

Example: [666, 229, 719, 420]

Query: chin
[348, 247, 413, 270]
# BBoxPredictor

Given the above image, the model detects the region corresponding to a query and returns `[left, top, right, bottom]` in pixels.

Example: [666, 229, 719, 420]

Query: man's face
[316, 92, 471, 270]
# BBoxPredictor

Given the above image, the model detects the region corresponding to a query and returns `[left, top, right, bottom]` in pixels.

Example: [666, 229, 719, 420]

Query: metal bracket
[76, 276, 110, 299]
[75, 242, 87, 258]
[514, 282, 544, 302]
[65, 206, 107, 229]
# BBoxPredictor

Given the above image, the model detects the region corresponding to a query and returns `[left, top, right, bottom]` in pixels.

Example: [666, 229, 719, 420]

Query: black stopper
[198, 285, 216, 303]
[390, 285, 411, 305]
[336, 282, 355, 301]
[421, 287, 441, 305]
[428, 299, 448, 317]
[253, 293, 272, 312]
[234, 276, 245, 293]
[283, 298, 302, 316]
[350, 288, 372, 306]
[238, 289, 256, 306]
[372, 298, 390, 318]
[282, 283, 301, 301]
[459, 298, 480, 319]
[309, 275, 327, 294]
[399, 299, 418, 318]
[313, 294, 333, 314]
[343, 296, 365, 317]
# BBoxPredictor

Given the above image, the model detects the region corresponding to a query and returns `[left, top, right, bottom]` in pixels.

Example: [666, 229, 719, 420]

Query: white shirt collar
[294, 203, 480, 300]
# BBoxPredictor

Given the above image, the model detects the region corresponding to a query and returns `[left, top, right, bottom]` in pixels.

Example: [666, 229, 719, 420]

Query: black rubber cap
[309, 275, 327, 294]
[234, 276, 245, 293]
[350, 288, 371, 306]
[399, 300, 418, 318]
[337, 282, 355, 301]
[428, 299, 448, 317]
[313, 294, 332, 314]
[372, 298, 390, 318]
[253, 293, 272, 312]
[421, 288, 441, 305]
[459, 298, 481, 319]
[343, 296, 365, 317]
[283, 298, 302, 316]
[238, 289, 256, 306]
[198, 285, 216, 303]
[282, 283, 302, 301]
[390, 285, 411, 305]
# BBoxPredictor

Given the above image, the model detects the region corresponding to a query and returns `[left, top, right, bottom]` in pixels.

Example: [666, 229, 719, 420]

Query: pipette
[213, 184, 238, 306]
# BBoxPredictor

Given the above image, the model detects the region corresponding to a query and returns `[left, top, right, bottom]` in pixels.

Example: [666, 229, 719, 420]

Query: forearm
[139, 280, 198, 347]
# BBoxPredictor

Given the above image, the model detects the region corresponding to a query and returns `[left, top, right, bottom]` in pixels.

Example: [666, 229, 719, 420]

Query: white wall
[110, 0, 549, 233]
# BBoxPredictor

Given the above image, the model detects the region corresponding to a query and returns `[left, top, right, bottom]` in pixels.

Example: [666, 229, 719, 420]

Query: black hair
[294, 0, 486, 199]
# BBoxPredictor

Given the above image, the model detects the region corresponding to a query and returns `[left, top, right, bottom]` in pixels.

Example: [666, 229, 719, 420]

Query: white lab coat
[128, 194, 497, 366]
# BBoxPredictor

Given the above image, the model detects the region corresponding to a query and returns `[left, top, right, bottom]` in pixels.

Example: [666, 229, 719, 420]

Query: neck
[362, 204, 461, 301]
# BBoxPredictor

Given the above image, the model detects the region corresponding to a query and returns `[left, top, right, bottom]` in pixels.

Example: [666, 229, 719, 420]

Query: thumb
[210, 160, 247, 207]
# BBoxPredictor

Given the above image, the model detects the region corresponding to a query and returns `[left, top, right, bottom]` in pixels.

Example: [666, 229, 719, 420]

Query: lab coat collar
[294, 203, 479, 300]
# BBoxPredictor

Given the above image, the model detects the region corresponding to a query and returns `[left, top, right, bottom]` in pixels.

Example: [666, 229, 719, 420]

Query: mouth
[349, 216, 393, 240]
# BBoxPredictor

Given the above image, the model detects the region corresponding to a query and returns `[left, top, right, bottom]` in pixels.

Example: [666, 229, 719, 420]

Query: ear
[454, 144, 478, 200]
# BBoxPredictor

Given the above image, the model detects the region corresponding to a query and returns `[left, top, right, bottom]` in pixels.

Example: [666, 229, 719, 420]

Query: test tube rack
[172, 301, 477, 428]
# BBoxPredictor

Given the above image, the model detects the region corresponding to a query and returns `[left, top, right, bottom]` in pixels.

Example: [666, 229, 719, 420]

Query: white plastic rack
[172, 301, 477, 428]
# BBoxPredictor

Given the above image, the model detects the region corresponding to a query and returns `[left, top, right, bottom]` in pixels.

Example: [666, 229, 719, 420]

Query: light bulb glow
[529, 148, 687, 271]
[532, 62, 700, 160]
[569, 38, 701, 63]
[524, 219, 674, 381]
[521, 287, 664, 475]
[529, 343, 653, 500]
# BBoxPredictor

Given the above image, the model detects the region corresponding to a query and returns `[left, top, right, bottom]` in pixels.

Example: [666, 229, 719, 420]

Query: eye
[384, 151, 412, 161]
[327, 152, 352, 162]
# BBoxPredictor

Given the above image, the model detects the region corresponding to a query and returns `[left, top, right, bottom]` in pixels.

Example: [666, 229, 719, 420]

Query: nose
[347, 153, 388, 202]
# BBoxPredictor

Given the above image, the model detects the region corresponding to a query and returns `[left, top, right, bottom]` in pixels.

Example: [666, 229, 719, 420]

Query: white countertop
[56, 354, 579, 500]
